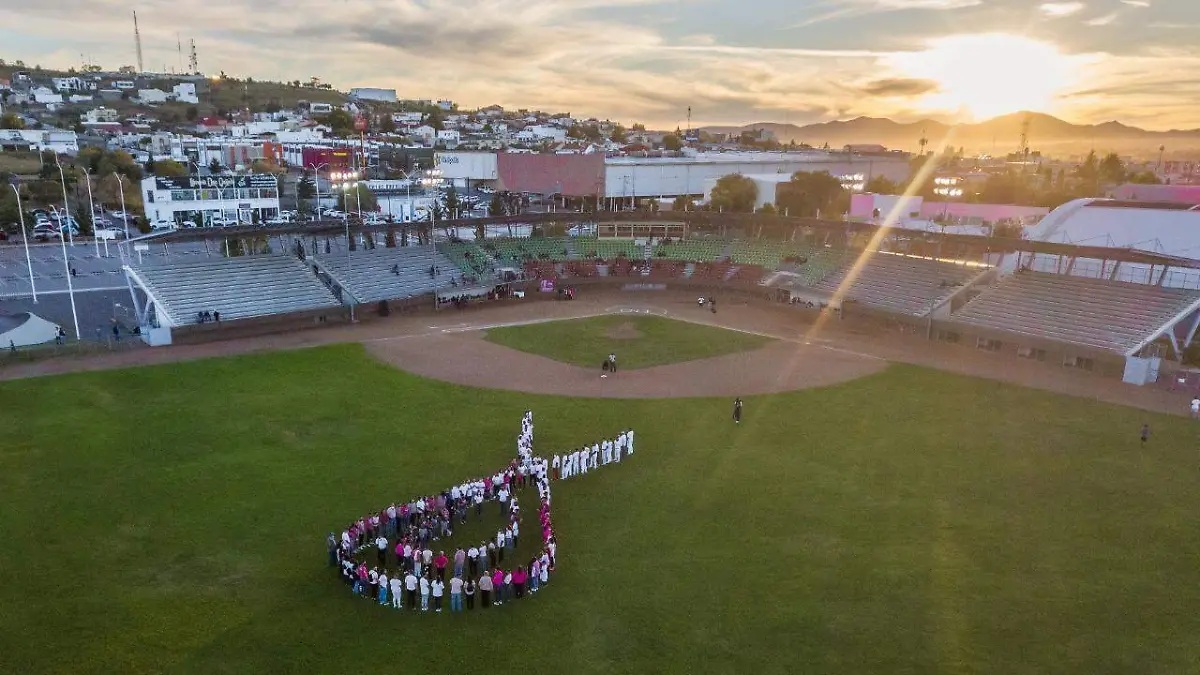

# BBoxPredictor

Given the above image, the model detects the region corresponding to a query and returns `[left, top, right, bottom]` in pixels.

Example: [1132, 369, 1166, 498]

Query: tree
[297, 173, 315, 200]
[1128, 170, 1161, 185]
[775, 171, 846, 218]
[673, 194, 697, 212]
[379, 115, 396, 134]
[864, 175, 899, 194]
[610, 124, 628, 144]
[443, 184, 461, 218]
[185, 105, 199, 122]
[756, 203, 777, 215]
[337, 184, 379, 213]
[1099, 152, 1126, 185]
[425, 108, 444, 131]
[209, 158, 224, 174]
[0, 112, 24, 130]
[662, 134, 683, 152]
[324, 109, 356, 137]
[153, 159, 189, 177]
[709, 174, 757, 213]
[489, 192, 506, 217]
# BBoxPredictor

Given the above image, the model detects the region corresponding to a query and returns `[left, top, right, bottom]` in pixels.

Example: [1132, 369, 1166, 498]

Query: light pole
[84, 168, 100, 258]
[8, 182, 37, 303]
[114, 173, 130, 244]
[307, 162, 329, 220]
[331, 171, 360, 323]
[54, 155, 74, 246]
[49, 205, 81, 340]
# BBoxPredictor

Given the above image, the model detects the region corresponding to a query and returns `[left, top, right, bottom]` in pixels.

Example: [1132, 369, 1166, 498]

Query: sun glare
[887, 33, 1079, 120]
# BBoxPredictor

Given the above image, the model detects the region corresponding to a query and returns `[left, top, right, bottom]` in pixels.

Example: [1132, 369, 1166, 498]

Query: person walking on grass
[1141, 423, 1151, 444]
[530, 558, 540, 594]
[1191, 396, 1199, 419]
[733, 397, 744, 424]
[377, 571, 389, 606]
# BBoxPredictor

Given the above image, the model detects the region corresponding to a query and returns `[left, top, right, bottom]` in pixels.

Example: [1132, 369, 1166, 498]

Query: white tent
[0, 313, 61, 347]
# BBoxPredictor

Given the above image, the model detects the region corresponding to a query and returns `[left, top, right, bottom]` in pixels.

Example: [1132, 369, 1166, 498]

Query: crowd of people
[329, 411, 561, 614]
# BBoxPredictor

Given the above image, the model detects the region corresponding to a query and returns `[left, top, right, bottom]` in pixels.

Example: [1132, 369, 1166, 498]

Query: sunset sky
[1, 0, 1196, 130]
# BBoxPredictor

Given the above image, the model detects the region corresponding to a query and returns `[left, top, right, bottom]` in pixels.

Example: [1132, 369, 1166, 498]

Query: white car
[209, 216, 235, 227]
[266, 214, 296, 226]
[95, 227, 127, 239]
[110, 210, 133, 222]
[150, 221, 177, 231]
[321, 209, 346, 219]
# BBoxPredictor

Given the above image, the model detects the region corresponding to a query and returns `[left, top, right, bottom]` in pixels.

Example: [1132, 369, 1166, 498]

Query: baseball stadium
[3, 200, 1200, 675]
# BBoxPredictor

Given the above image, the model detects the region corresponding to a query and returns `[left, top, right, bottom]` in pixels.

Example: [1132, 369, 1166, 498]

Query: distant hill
[703, 112, 1200, 158]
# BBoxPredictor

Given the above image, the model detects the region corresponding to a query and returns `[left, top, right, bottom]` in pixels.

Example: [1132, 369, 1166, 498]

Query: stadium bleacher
[130, 255, 340, 325]
[812, 252, 984, 315]
[653, 239, 726, 262]
[314, 246, 462, 303]
[576, 238, 645, 260]
[950, 271, 1200, 354]
[438, 241, 494, 279]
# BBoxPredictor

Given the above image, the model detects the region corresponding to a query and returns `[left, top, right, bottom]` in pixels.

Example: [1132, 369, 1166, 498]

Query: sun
[887, 33, 1080, 120]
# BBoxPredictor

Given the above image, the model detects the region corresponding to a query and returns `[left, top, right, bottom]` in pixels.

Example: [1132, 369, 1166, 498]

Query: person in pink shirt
[512, 566, 527, 599]
[491, 569, 505, 605]
[434, 551, 449, 582]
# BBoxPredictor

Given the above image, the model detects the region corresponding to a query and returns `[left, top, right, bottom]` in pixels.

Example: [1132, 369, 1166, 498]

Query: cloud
[0, 0, 1197, 131]
[1119, 0, 1149, 6]
[791, 0, 981, 28]
[1038, 2, 1085, 17]
[1085, 11, 1119, 25]
[858, 78, 940, 96]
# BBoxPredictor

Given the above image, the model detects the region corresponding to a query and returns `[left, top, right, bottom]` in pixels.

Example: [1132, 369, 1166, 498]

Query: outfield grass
[2, 344, 1200, 675]
[484, 315, 773, 369]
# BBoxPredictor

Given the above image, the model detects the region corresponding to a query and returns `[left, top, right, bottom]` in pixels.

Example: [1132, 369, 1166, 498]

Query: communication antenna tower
[133, 11, 145, 74]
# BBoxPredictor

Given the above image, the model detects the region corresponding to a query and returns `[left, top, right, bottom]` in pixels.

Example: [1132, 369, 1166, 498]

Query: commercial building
[349, 88, 399, 103]
[424, 149, 911, 201]
[141, 174, 281, 227]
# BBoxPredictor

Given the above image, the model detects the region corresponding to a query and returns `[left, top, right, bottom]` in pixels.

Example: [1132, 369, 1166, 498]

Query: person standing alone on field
[1141, 423, 1151, 444]
[1191, 397, 1199, 419]
[733, 397, 743, 424]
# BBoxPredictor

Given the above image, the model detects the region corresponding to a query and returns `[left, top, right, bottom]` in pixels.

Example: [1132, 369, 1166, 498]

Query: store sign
[155, 175, 277, 191]
[435, 153, 459, 165]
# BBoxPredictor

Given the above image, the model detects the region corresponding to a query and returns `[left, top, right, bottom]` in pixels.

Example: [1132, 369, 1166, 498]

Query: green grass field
[2, 342, 1200, 675]
[484, 315, 773, 368]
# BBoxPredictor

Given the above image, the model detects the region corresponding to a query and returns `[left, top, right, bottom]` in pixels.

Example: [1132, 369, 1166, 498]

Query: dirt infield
[365, 330, 885, 398]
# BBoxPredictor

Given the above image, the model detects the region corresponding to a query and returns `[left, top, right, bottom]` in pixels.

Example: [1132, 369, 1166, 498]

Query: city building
[140, 174, 281, 227]
[349, 87, 399, 103]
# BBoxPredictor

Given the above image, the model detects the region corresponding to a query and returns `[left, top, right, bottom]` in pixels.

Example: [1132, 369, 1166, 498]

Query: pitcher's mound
[605, 321, 644, 340]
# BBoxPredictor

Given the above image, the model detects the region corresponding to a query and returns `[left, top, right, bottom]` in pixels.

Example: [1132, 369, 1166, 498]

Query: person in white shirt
[386, 504, 397, 535]
[627, 428, 635, 455]
[552, 454, 561, 479]
[589, 443, 599, 469]
[404, 571, 418, 609]
[601, 439, 612, 465]
[579, 449, 589, 476]
[613, 432, 624, 463]
[431, 578, 445, 612]
[419, 575, 431, 611]
[377, 572, 389, 606]
[468, 546, 480, 577]
[422, 547, 433, 567]
[389, 574, 403, 609]
[539, 552, 551, 583]
[375, 536, 388, 566]
[1192, 397, 1200, 418]
[496, 530, 506, 562]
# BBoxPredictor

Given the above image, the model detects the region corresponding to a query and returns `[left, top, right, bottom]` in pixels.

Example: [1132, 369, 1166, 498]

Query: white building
[436, 129, 461, 148]
[308, 102, 334, 114]
[138, 89, 170, 104]
[437, 100, 455, 111]
[392, 112, 423, 126]
[111, 80, 137, 90]
[29, 87, 63, 105]
[350, 87, 398, 103]
[82, 107, 121, 125]
[0, 129, 79, 155]
[141, 174, 281, 228]
[172, 83, 199, 104]
[411, 125, 437, 143]
[52, 77, 84, 92]
[528, 125, 567, 142]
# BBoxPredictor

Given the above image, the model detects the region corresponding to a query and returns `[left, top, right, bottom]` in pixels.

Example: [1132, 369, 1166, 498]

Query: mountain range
[702, 112, 1200, 158]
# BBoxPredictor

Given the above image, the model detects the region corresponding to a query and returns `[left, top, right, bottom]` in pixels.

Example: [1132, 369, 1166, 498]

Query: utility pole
[133, 11, 145, 74]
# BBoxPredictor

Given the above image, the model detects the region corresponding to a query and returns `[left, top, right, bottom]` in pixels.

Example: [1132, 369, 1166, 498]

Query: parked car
[150, 220, 176, 231]
[110, 210, 134, 222]
[266, 212, 296, 226]
[321, 208, 346, 219]
[94, 227, 127, 239]
[209, 216, 235, 227]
